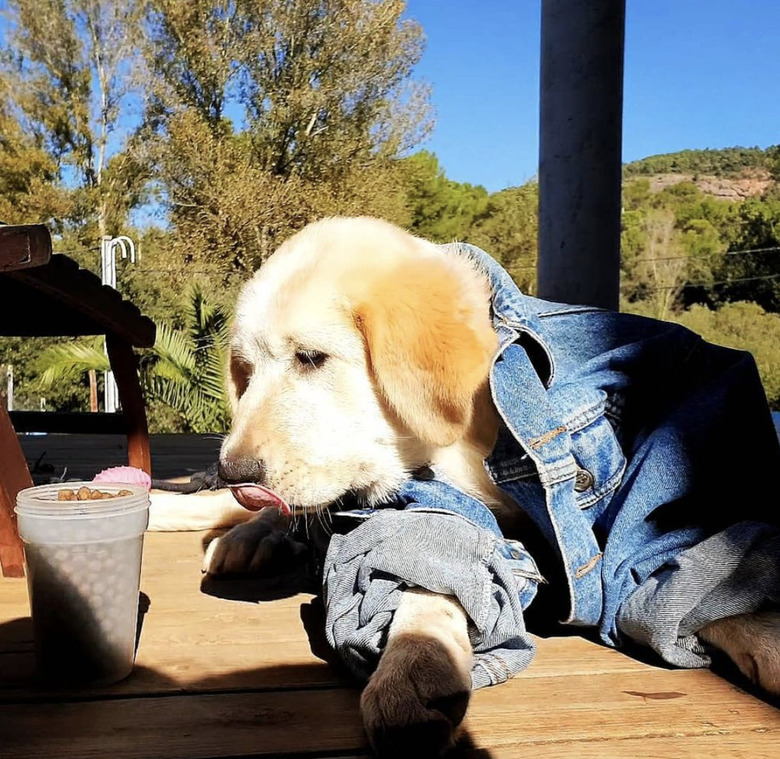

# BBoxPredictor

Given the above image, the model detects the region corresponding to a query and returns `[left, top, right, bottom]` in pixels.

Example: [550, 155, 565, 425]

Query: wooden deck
[1, 434, 778, 757]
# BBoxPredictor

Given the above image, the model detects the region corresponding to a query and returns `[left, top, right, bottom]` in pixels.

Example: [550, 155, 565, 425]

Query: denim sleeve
[322, 498, 543, 690]
[616, 523, 780, 668]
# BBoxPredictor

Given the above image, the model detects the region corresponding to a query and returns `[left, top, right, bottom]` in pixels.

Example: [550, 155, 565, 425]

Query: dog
[151, 216, 780, 756]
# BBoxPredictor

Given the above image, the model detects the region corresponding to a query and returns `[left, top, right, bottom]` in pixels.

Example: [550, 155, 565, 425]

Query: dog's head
[219, 217, 497, 510]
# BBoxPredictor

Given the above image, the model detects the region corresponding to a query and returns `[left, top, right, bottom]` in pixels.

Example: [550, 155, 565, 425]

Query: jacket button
[574, 468, 594, 492]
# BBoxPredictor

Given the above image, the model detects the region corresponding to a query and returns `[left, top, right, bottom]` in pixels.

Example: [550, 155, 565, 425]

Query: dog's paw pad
[360, 634, 471, 757]
[201, 515, 306, 577]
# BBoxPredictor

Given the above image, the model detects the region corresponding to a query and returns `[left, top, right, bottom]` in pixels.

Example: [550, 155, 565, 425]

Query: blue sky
[406, 0, 780, 193]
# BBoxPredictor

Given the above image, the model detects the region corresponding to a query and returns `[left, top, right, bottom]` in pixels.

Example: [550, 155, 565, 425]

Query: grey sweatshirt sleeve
[617, 522, 780, 668]
[322, 509, 542, 689]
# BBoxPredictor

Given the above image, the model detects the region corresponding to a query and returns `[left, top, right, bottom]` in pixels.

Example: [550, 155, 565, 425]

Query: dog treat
[57, 487, 133, 502]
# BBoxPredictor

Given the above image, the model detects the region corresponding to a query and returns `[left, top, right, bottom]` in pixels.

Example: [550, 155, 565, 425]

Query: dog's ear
[354, 258, 496, 447]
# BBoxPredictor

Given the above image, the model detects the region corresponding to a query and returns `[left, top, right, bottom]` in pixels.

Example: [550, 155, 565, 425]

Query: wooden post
[89, 369, 98, 413]
[0, 402, 29, 577]
[105, 333, 152, 476]
[537, 0, 626, 310]
[6, 364, 12, 411]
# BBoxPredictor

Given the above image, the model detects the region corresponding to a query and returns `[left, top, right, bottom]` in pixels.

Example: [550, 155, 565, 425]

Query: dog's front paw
[361, 633, 471, 757]
[700, 611, 780, 696]
[202, 508, 306, 577]
[360, 589, 473, 757]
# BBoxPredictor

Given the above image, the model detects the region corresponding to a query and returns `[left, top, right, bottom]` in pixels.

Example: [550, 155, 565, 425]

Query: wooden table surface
[1, 529, 778, 759]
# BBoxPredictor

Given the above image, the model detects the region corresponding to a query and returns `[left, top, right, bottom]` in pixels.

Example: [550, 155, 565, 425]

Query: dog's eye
[295, 349, 328, 369]
[230, 357, 252, 399]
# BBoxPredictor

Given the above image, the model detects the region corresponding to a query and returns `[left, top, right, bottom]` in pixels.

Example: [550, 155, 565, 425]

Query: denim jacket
[323, 242, 780, 686]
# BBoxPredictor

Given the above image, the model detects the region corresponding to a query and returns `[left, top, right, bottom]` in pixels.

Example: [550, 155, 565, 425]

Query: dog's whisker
[315, 505, 333, 536]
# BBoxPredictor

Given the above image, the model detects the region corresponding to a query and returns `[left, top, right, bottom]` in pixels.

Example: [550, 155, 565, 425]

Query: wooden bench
[0, 224, 156, 578]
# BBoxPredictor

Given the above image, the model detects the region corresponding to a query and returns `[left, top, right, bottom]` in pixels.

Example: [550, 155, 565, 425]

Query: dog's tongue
[229, 484, 291, 516]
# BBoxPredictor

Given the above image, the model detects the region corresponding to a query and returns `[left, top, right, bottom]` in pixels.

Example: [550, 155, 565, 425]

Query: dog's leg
[361, 588, 473, 757]
[148, 488, 253, 532]
[699, 611, 780, 696]
[202, 507, 307, 576]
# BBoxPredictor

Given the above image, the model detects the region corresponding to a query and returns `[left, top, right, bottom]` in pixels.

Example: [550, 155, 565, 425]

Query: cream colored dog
[151, 216, 780, 756]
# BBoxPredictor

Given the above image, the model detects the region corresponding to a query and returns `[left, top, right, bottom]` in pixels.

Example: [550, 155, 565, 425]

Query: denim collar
[440, 242, 556, 386]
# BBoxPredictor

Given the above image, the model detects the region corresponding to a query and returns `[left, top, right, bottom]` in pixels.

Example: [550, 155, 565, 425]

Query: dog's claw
[201, 509, 305, 577]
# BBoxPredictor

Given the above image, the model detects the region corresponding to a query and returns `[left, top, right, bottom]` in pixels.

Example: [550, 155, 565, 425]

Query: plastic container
[15, 482, 150, 686]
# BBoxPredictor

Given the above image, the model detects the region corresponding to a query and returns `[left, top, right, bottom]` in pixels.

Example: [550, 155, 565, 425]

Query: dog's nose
[218, 457, 266, 484]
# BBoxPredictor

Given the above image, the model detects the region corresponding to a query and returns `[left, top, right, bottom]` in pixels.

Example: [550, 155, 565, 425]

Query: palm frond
[35, 338, 109, 390]
[143, 286, 233, 433]
[151, 323, 196, 375]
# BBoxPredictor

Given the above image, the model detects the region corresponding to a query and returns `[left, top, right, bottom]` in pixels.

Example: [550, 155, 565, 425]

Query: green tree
[141, 286, 231, 433]
[624, 147, 772, 178]
[709, 195, 780, 312]
[620, 179, 742, 316]
[621, 208, 688, 319]
[468, 184, 538, 292]
[0, 0, 147, 250]
[675, 301, 780, 409]
[402, 151, 489, 242]
[0, 89, 67, 224]
[0, 337, 91, 412]
[142, 0, 431, 277]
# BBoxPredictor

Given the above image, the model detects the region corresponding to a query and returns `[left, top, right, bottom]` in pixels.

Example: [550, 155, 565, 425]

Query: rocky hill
[642, 171, 772, 200]
[624, 146, 776, 200]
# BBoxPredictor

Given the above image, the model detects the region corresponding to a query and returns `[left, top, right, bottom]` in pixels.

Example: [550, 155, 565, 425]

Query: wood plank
[10, 411, 128, 435]
[0, 669, 776, 759]
[457, 732, 780, 759]
[1, 532, 778, 757]
[182, 734, 780, 759]
[7, 254, 155, 346]
[0, 623, 658, 700]
[464, 669, 780, 746]
[0, 224, 51, 272]
[0, 688, 365, 759]
[1, 533, 656, 700]
[319, 738, 780, 759]
[17, 433, 221, 483]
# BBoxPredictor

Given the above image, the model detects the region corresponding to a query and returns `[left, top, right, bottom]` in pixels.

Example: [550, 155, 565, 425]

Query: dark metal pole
[538, 0, 626, 310]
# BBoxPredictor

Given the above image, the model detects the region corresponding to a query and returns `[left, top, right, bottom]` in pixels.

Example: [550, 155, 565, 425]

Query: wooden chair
[0, 224, 156, 578]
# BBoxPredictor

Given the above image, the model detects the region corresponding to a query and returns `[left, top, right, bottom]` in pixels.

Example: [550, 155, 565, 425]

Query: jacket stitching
[528, 426, 568, 449]
[576, 553, 603, 579]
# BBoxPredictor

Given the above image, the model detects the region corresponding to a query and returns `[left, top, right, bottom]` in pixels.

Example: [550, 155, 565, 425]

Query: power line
[133, 268, 216, 275]
[622, 272, 780, 293]
[634, 245, 780, 264]
[470, 245, 780, 272]
[723, 244, 780, 256]
[51, 254, 218, 276]
[54, 245, 780, 278]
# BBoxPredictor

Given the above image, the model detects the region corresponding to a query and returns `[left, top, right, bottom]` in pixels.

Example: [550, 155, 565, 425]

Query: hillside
[623, 146, 776, 200]
[640, 172, 773, 200]
[624, 147, 773, 177]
